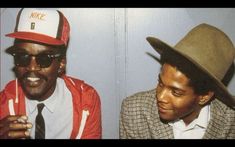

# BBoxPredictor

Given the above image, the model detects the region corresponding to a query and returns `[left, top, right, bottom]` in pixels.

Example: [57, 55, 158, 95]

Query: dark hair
[160, 49, 216, 95]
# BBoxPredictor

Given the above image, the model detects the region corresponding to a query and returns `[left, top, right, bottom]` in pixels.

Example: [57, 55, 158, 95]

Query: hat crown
[17, 9, 60, 39]
[6, 8, 70, 46]
[174, 23, 235, 81]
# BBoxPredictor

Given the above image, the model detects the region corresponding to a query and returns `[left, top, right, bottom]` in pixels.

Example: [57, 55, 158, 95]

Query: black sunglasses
[11, 52, 62, 68]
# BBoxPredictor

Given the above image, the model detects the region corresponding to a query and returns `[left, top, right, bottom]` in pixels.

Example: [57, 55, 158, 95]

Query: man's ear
[58, 58, 66, 76]
[198, 91, 215, 105]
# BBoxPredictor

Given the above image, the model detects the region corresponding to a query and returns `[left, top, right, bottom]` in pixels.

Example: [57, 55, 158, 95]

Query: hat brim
[146, 36, 235, 109]
[6, 32, 64, 46]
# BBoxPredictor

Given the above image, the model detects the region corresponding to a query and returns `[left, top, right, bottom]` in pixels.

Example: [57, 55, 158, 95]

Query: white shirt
[26, 78, 73, 139]
[169, 105, 210, 139]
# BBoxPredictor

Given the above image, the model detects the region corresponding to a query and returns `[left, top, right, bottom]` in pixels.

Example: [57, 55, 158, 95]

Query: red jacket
[0, 75, 102, 139]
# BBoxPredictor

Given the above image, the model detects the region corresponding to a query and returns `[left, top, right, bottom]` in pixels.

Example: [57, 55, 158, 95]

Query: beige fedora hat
[147, 23, 235, 109]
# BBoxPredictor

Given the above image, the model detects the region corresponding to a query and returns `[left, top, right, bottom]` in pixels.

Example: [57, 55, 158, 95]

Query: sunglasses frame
[11, 52, 62, 68]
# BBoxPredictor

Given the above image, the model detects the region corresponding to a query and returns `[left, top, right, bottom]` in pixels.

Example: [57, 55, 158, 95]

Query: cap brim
[146, 36, 235, 109]
[6, 32, 64, 46]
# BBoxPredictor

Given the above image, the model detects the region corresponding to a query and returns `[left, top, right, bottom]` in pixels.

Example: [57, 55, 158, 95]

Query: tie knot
[37, 103, 45, 113]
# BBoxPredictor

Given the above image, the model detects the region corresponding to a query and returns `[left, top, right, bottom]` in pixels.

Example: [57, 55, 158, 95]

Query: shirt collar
[195, 105, 210, 128]
[26, 78, 62, 114]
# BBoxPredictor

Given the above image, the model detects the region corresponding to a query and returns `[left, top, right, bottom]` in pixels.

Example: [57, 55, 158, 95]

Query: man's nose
[157, 88, 168, 102]
[26, 56, 41, 71]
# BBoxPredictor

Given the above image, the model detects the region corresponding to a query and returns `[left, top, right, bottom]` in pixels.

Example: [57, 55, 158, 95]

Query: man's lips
[20, 72, 47, 82]
[21, 73, 46, 87]
[27, 77, 40, 82]
[24, 76, 42, 87]
[157, 104, 171, 112]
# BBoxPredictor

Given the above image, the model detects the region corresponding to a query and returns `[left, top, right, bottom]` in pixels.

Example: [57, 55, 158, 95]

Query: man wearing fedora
[120, 23, 235, 139]
[0, 8, 102, 139]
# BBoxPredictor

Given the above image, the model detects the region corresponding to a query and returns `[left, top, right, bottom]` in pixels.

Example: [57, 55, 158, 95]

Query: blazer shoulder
[122, 89, 156, 110]
[124, 89, 156, 101]
[211, 98, 235, 114]
[210, 98, 235, 124]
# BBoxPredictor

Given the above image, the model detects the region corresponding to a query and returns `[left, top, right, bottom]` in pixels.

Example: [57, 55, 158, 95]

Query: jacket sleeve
[119, 99, 128, 139]
[0, 84, 13, 119]
[81, 88, 102, 139]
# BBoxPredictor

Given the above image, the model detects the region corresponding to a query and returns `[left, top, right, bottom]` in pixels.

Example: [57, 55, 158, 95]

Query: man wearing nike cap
[120, 23, 235, 139]
[0, 8, 101, 139]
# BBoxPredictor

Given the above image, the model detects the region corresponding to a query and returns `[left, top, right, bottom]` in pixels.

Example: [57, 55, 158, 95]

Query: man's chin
[23, 90, 46, 101]
[159, 114, 176, 124]
[25, 94, 42, 101]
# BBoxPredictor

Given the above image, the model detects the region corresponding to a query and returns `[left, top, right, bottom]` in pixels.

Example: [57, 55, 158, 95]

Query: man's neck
[182, 106, 203, 126]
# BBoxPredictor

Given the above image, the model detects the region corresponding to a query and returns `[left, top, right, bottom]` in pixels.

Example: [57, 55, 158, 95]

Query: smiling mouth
[24, 77, 43, 87]
[158, 104, 171, 113]
[27, 77, 40, 82]
[158, 106, 167, 112]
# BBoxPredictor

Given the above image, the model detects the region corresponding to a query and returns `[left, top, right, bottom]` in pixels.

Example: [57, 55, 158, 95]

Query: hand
[0, 115, 32, 139]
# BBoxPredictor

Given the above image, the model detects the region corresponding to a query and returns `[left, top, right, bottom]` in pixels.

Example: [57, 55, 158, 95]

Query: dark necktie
[35, 103, 45, 139]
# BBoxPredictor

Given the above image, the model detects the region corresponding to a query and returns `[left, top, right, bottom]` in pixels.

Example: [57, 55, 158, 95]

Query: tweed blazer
[120, 89, 235, 139]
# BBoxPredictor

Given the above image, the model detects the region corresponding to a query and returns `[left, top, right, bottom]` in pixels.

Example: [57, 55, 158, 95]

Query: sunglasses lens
[12, 53, 61, 68]
[14, 53, 30, 67]
[36, 54, 53, 68]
